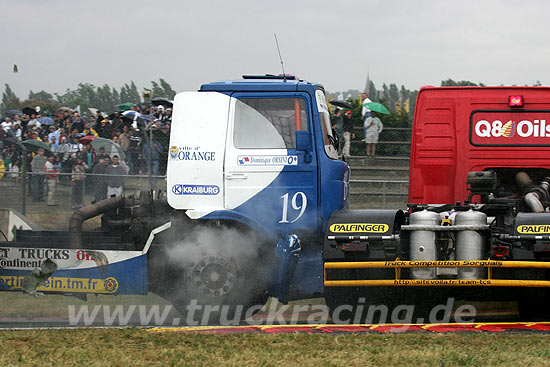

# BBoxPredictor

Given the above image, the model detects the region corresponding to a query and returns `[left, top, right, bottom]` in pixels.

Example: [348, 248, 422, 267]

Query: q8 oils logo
[471, 111, 550, 146]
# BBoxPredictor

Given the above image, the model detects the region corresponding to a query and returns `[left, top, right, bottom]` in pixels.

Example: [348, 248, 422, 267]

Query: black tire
[156, 226, 269, 325]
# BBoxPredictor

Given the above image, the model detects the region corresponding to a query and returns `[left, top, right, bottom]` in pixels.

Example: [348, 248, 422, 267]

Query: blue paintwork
[0, 255, 148, 295]
[270, 234, 301, 304]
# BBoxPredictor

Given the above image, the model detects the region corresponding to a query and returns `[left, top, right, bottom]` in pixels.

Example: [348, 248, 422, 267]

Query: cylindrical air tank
[409, 209, 440, 279]
[455, 209, 487, 279]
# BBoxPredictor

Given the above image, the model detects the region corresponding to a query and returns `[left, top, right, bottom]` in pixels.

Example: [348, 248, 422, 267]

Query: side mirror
[296, 130, 312, 152]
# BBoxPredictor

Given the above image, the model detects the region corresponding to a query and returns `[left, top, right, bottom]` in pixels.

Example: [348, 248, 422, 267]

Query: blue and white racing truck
[0, 75, 350, 321]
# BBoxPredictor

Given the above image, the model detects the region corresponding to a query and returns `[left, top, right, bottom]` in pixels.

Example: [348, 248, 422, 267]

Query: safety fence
[349, 179, 409, 209]
[348, 127, 411, 157]
[0, 171, 166, 230]
[0, 171, 408, 231]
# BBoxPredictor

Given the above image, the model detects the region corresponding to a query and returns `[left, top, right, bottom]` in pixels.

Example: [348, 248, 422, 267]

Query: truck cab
[167, 75, 350, 240]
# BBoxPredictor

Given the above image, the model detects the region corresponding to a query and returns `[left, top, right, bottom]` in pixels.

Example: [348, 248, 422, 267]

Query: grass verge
[0, 329, 550, 366]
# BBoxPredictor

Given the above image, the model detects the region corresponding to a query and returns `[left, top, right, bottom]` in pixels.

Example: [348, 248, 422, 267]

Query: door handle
[226, 173, 248, 180]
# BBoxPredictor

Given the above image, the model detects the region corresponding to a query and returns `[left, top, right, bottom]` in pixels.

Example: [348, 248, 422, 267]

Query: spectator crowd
[0, 104, 172, 209]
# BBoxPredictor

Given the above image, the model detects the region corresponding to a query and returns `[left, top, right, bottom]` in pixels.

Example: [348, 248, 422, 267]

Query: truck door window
[234, 98, 308, 149]
[315, 89, 338, 159]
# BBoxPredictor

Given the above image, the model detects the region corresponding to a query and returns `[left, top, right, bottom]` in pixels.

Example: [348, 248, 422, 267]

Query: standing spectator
[364, 111, 383, 157]
[82, 144, 95, 170]
[92, 155, 111, 202]
[1, 117, 12, 132]
[330, 109, 344, 158]
[30, 148, 47, 202]
[49, 135, 60, 153]
[10, 124, 22, 140]
[129, 127, 143, 174]
[96, 147, 109, 161]
[105, 155, 127, 197]
[154, 124, 170, 175]
[82, 123, 98, 137]
[96, 117, 113, 139]
[361, 93, 372, 123]
[12, 115, 23, 130]
[119, 125, 131, 158]
[68, 136, 83, 158]
[343, 110, 355, 157]
[8, 158, 20, 186]
[44, 154, 58, 206]
[164, 108, 172, 124]
[142, 139, 162, 188]
[71, 156, 88, 209]
[72, 114, 84, 133]
[27, 113, 41, 129]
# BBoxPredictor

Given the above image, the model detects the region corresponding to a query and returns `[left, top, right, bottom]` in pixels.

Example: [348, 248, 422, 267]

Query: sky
[2, 0, 550, 99]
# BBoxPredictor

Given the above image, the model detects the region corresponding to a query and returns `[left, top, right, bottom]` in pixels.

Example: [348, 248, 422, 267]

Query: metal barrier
[349, 179, 408, 209]
[0, 171, 166, 230]
[349, 127, 411, 157]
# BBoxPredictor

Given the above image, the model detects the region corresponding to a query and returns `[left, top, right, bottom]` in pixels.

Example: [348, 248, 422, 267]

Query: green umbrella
[22, 139, 51, 152]
[116, 102, 137, 112]
[363, 102, 390, 115]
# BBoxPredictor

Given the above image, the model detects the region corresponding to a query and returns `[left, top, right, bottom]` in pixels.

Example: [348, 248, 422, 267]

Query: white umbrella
[91, 137, 126, 160]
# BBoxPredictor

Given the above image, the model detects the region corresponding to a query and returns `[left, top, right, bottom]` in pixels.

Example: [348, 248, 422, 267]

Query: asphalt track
[148, 322, 550, 334]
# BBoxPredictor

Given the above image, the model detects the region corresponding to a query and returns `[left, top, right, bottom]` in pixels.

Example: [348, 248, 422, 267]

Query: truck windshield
[234, 97, 308, 149]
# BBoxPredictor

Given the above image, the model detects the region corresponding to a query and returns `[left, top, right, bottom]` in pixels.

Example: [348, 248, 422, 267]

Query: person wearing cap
[343, 110, 355, 157]
[154, 105, 165, 121]
[96, 117, 112, 139]
[163, 108, 172, 123]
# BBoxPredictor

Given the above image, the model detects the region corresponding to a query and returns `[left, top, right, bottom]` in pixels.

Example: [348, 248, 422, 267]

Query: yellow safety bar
[324, 260, 550, 287]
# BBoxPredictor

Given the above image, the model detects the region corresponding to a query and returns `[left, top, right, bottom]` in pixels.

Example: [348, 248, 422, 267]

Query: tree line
[0, 79, 177, 116]
[2, 77, 539, 120]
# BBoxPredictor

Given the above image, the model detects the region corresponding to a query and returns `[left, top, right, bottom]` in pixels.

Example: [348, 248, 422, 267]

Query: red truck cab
[409, 87, 550, 204]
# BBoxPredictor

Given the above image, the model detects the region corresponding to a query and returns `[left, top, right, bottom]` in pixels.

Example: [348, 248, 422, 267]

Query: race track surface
[149, 322, 550, 334]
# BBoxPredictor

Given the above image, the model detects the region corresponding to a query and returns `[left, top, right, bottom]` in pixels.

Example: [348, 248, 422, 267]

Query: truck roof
[200, 75, 323, 93]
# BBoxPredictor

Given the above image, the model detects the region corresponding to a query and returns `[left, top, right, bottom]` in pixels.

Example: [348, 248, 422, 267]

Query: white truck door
[223, 97, 289, 210]
[167, 92, 229, 215]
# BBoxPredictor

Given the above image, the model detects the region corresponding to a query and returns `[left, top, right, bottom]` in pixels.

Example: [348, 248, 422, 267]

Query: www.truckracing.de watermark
[67, 297, 476, 327]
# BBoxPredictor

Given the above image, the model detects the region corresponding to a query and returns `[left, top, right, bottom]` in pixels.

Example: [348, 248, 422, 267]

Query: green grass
[0, 329, 549, 366]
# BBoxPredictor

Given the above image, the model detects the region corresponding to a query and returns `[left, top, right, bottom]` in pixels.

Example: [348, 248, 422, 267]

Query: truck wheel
[166, 228, 269, 325]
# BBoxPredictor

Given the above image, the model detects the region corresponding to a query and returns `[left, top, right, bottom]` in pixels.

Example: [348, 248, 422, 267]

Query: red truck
[324, 87, 550, 322]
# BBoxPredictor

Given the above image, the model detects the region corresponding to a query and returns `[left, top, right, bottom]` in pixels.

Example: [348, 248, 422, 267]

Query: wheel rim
[188, 255, 241, 297]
